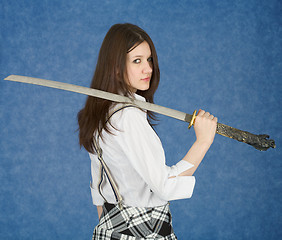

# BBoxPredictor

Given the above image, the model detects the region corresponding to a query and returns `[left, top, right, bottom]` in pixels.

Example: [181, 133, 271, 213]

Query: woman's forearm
[179, 140, 211, 176]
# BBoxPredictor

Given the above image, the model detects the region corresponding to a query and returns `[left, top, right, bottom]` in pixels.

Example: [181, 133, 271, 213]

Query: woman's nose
[143, 62, 152, 74]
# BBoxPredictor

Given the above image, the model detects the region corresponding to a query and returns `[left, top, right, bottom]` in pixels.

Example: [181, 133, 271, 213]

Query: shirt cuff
[168, 160, 194, 177]
[166, 176, 196, 200]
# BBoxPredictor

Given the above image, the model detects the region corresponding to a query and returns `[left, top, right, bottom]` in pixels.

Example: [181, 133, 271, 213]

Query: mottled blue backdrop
[1, 0, 281, 239]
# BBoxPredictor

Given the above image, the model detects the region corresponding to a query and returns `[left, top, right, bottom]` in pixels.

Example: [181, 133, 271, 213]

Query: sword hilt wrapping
[216, 123, 276, 151]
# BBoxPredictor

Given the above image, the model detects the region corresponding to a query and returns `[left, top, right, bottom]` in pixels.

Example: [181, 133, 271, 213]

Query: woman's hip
[92, 202, 177, 239]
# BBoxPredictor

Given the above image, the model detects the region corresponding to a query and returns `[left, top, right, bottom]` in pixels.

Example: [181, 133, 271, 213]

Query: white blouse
[89, 94, 196, 207]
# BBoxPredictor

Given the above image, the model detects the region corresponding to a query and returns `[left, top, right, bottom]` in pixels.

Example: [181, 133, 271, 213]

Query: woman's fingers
[197, 110, 213, 119]
[203, 111, 211, 118]
[196, 109, 218, 126]
[193, 109, 218, 145]
[197, 109, 204, 116]
[208, 114, 214, 120]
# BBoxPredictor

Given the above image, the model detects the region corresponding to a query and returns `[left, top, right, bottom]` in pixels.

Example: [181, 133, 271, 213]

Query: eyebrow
[130, 54, 152, 58]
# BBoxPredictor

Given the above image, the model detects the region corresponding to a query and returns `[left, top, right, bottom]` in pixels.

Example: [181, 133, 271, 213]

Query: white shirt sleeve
[116, 107, 196, 201]
[90, 181, 105, 206]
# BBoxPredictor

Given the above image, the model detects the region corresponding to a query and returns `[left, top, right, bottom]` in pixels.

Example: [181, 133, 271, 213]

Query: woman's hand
[178, 109, 218, 177]
[194, 109, 218, 146]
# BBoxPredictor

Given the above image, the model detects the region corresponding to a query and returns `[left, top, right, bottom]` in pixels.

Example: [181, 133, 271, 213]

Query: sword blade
[4, 75, 193, 123]
[4, 75, 275, 151]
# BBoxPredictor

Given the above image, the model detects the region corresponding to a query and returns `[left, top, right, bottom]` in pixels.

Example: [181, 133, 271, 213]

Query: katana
[4, 75, 275, 151]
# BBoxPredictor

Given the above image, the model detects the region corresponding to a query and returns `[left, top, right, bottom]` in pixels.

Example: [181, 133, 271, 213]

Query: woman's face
[125, 41, 153, 93]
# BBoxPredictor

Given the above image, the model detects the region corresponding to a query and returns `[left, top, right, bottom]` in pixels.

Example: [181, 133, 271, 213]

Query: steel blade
[4, 75, 193, 123]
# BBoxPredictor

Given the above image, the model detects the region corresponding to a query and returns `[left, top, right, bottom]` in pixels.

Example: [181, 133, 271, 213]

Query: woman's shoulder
[105, 104, 146, 135]
[109, 94, 146, 118]
[110, 103, 146, 121]
[106, 94, 147, 129]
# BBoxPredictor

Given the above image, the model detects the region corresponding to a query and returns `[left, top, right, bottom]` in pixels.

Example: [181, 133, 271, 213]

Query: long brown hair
[77, 23, 160, 153]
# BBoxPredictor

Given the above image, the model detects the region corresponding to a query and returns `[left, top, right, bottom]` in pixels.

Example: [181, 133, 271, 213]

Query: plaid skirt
[92, 202, 177, 239]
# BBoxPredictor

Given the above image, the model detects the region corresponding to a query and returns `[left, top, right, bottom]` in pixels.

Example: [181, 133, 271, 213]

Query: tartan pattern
[93, 202, 177, 239]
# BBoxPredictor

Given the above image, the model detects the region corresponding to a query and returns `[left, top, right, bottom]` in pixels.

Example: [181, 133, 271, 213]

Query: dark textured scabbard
[216, 123, 276, 151]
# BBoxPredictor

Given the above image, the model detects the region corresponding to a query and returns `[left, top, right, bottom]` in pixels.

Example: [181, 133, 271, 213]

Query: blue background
[1, 0, 281, 239]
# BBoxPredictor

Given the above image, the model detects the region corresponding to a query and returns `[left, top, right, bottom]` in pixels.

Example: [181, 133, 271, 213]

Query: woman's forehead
[127, 41, 151, 57]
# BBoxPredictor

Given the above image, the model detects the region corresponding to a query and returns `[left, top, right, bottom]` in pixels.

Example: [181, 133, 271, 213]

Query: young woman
[78, 23, 217, 239]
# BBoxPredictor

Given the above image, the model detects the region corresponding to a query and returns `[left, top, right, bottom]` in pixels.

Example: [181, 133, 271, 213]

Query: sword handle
[185, 110, 275, 151]
[216, 123, 276, 151]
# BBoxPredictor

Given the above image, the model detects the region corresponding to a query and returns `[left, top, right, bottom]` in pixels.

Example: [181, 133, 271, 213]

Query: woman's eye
[133, 59, 141, 64]
[148, 57, 153, 62]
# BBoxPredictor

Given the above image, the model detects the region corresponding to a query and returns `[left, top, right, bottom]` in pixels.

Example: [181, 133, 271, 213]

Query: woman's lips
[141, 77, 151, 82]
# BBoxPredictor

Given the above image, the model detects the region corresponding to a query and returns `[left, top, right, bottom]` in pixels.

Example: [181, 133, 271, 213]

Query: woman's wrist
[194, 139, 212, 151]
[180, 140, 212, 176]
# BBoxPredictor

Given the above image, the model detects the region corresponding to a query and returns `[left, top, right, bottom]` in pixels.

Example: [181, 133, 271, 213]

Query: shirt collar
[134, 93, 146, 102]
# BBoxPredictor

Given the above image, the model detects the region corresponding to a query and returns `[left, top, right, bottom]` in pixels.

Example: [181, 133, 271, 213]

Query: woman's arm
[96, 206, 103, 220]
[179, 109, 217, 176]
[117, 107, 196, 200]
